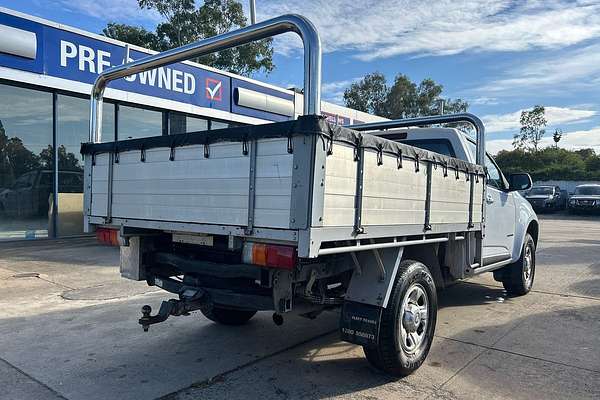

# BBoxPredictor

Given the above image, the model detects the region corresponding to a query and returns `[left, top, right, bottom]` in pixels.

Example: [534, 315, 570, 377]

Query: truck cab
[376, 127, 538, 269]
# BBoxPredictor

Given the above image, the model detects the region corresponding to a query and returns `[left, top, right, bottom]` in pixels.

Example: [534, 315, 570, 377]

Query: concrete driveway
[0, 215, 598, 400]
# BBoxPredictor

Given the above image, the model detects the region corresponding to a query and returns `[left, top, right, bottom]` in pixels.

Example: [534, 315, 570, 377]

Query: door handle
[486, 194, 494, 204]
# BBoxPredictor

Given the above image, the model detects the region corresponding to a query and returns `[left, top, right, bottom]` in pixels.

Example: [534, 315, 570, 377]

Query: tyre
[501, 233, 535, 296]
[200, 304, 257, 326]
[363, 260, 437, 376]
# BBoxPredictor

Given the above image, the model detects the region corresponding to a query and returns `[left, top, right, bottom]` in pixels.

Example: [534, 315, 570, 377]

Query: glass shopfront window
[169, 112, 209, 134]
[55, 95, 114, 236]
[0, 84, 53, 240]
[211, 120, 230, 130]
[0, 81, 239, 241]
[118, 105, 163, 139]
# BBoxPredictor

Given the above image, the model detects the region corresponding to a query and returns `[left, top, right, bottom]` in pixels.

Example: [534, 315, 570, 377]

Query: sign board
[0, 11, 294, 121]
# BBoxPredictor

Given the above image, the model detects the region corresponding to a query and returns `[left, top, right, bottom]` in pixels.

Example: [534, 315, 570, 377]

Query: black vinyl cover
[81, 115, 485, 175]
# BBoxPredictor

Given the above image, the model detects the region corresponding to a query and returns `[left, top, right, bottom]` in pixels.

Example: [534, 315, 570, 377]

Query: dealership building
[0, 7, 381, 241]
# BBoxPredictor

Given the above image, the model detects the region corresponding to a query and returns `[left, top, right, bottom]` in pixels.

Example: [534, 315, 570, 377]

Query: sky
[4, 0, 600, 154]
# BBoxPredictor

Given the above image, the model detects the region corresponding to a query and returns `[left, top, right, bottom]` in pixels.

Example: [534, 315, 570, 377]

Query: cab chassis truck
[81, 14, 538, 376]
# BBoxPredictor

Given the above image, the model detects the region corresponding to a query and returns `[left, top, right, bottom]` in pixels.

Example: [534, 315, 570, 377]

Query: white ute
[81, 14, 538, 376]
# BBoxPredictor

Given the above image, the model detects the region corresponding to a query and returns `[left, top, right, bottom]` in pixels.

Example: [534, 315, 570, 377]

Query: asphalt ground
[0, 214, 598, 400]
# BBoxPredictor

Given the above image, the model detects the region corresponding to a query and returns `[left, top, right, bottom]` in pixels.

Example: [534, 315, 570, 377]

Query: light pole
[249, 0, 256, 24]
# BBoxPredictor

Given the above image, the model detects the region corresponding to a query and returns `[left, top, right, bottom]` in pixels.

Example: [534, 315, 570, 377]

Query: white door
[483, 154, 515, 262]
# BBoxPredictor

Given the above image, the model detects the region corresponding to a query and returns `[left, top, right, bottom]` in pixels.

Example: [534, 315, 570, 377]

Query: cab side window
[485, 155, 506, 190]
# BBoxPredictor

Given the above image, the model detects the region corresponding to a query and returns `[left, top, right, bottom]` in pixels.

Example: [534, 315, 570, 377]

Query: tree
[514, 105, 546, 152]
[343, 72, 468, 121]
[343, 73, 389, 117]
[102, 23, 164, 50]
[552, 128, 562, 148]
[495, 147, 600, 181]
[0, 120, 15, 188]
[103, 0, 274, 76]
[575, 148, 595, 160]
[39, 145, 82, 172]
[5, 137, 40, 178]
[585, 154, 600, 174]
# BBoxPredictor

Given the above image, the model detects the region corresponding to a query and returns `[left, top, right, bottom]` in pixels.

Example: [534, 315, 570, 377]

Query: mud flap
[340, 301, 382, 347]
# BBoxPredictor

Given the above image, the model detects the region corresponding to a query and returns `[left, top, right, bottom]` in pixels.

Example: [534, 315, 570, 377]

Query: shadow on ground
[3, 279, 597, 400]
[165, 285, 600, 400]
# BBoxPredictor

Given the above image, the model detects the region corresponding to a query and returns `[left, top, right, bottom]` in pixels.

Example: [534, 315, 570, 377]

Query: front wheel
[363, 260, 437, 376]
[200, 305, 257, 326]
[501, 233, 536, 296]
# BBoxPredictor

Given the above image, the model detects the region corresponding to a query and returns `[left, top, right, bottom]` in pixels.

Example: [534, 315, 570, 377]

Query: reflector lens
[252, 243, 268, 265]
[96, 228, 119, 246]
[246, 242, 296, 270]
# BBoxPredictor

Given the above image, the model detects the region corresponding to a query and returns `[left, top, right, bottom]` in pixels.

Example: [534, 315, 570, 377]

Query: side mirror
[508, 173, 532, 191]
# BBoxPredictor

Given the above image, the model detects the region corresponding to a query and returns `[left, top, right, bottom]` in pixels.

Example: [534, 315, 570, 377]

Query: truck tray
[81, 115, 485, 257]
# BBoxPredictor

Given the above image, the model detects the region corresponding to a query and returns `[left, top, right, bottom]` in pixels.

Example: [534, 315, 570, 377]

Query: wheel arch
[527, 219, 539, 247]
[511, 218, 539, 261]
[401, 244, 444, 290]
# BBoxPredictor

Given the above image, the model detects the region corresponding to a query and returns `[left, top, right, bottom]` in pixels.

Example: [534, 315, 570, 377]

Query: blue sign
[0, 11, 293, 121]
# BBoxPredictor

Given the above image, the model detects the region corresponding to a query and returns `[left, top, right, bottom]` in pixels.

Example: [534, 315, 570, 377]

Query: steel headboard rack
[89, 14, 322, 143]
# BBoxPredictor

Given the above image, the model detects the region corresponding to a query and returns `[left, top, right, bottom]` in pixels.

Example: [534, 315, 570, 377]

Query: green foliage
[552, 128, 562, 147]
[102, 0, 274, 76]
[39, 146, 82, 172]
[102, 23, 163, 50]
[343, 72, 468, 124]
[495, 147, 600, 181]
[514, 105, 546, 151]
[342, 72, 388, 117]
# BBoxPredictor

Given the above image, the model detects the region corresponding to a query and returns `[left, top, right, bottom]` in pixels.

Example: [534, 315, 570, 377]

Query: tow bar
[139, 292, 207, 331]
[138, 275, 275, 331]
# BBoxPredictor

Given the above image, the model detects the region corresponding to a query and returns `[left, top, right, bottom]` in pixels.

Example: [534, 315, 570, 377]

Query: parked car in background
[569, 184, 600, 214]
[525, 185, 566, 212]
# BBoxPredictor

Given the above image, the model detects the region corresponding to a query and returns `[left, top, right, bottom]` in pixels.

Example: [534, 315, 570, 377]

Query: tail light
[242, 242, 297, 270]
[96, 227, 120, 246]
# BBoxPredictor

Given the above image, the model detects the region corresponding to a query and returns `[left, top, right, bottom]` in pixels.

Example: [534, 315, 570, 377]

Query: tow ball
[139, 298, 200, 332]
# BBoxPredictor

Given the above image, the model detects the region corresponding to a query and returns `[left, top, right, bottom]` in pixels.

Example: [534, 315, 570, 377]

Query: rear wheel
[363, 260, 437, 376]
[501, 233, 535, 296]
[200, 305, 257, 326]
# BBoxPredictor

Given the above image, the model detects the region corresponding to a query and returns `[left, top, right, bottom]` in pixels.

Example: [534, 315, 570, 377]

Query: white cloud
[55, 0, 161, 25]
[479, 43, 600, 94]
[321, 78, 359, 104]
[482, 106, 597, 133]
[486, 139, 515, 155]
[471, 97, 500, 106]
[258, 1, 600, 60]
[487, 125, 600, 154]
